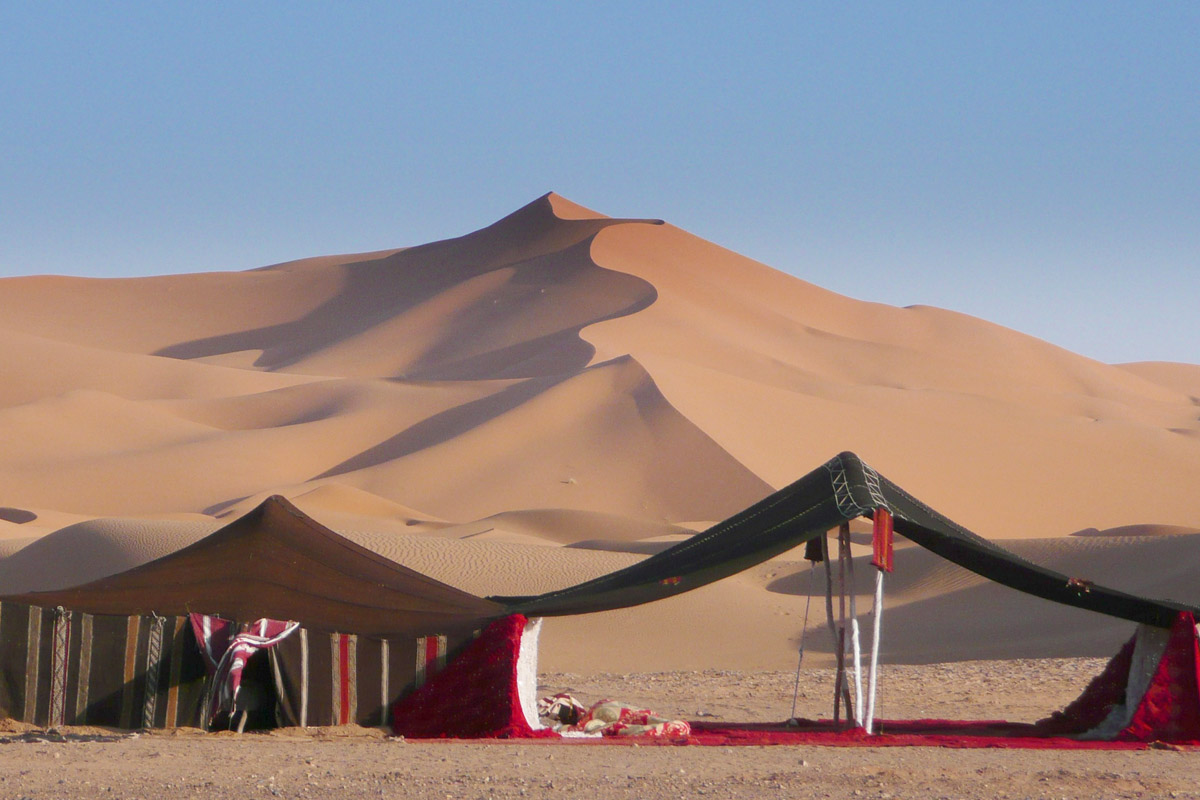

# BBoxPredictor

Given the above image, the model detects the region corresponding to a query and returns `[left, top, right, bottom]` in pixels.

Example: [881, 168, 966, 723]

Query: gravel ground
[1, 659, 1198, 800]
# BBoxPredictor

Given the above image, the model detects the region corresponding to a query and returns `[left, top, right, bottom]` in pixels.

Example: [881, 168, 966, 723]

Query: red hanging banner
[871, 508, 894, 573]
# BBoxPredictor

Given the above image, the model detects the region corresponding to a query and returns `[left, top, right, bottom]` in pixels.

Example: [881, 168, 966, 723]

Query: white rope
[789, 561, 817, 720]
[845, 528, 863, 728]
[865, 569, 884, 735]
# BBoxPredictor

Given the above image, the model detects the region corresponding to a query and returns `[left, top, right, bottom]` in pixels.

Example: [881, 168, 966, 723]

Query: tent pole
[836, 527, 853, 723]
[789, 561, 817, 720]
[821, 531, 841, 724]
[843, 523, 864, 727]
[866, 569, 884, 734]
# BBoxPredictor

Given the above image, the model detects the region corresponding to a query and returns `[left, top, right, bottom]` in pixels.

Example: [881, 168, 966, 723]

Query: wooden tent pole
[837, 525, 853, 722]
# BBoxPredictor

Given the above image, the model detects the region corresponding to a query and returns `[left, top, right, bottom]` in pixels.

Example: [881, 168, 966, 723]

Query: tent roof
[494, 452, 1199, 628]
[7, 453, 1192, 636]
[4, 496, 502, 637]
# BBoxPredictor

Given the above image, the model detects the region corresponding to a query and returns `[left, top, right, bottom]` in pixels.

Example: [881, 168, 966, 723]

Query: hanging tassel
[866, 507, 893, 734]
[804, 535, 825, 563]
[872, 508, 894, 573]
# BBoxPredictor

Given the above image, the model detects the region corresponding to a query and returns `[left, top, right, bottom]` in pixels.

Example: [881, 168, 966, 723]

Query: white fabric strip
[845, 528, 863, 727]
[866, 570, 884, 735]
[517, 618, 544, 731]
[299, 627, 309, 728]
[1081, 623, 1171, 740]
[380, 638, 390, 722]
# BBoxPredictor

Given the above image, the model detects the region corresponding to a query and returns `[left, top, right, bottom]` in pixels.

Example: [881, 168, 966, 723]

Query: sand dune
[0, 517, 221, 593]
[0, 328, 312, 408]
[309, 355, 772, 523]
[0, 192, 1197, 669]
[1070, 523, 1200, 537]
[1118, 361, 1200, 398]
[582, 217, 1200, 537]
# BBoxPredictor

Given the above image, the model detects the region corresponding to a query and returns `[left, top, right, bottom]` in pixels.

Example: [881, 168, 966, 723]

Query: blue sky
[2, 2, 1196, 364]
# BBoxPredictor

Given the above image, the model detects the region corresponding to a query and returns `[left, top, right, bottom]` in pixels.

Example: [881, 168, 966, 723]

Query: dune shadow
[0, 508, 37, 525]
[312, 372, 571, 480]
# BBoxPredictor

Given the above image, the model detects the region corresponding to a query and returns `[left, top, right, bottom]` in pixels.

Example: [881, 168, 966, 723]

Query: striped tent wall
[270, 628, 471, 728]
[0, 602, 207, 729]
[0, 601, 481, 730]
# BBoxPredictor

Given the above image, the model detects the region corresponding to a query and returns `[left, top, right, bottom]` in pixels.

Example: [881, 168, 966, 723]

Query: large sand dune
[0, 192, 1197, 670]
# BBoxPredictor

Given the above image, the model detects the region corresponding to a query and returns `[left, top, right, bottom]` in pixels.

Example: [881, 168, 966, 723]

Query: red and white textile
[189, 613, 299, 726]
[1036, 611, 1200, 743]
[537, 693, 690, 738]
[392, 614, 555, 739]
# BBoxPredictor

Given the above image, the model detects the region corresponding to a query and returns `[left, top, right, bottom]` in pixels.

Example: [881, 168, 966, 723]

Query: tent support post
[821, 532, 842, 724]
[843, 523, 864, 727]
[866, 569, 884, 735]
[836, 526, 853, 723]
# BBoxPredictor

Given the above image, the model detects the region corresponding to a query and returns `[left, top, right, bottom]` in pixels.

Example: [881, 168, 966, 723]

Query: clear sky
[2, 2, 1196, 364]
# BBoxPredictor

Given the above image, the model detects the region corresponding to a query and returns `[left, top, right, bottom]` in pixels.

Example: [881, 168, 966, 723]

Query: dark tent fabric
[0, 497, 509, 729]
[494, 452, 1197, 628]
[0, 601, 207, 729]
[4, 496, 504, 639]
[267, 624, 480, 728]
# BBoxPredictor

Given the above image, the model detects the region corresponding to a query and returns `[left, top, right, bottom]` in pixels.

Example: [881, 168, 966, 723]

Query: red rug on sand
[678, 720, 1183, 749]
[406, 719, 1193, 749]
[390, 611, 1200, 748]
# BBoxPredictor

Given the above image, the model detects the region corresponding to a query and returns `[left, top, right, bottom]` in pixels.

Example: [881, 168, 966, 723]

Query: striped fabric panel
[414, 634, 447, 688]
[23, 605, 42, 724]
[74, 614, 93, 724]
[380, 639, 390, 723]
[142, 616, 165, 729]
[48, 608, 71, 728]
[164, 616, 185, 728]
[299, 628, 309, 728]
[345, 634, 357, 725]
[330, 634, 340, 725]
[118, 616, 140, 729]
[330, 633, 359, 725]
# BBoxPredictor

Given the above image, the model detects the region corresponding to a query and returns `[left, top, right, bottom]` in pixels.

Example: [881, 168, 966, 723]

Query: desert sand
[0, 195, 1198, 792]
[1, 192, 1197, 671]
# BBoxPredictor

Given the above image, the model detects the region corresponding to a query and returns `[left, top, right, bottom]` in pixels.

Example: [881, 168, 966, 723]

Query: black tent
[494, 452, 1195, 627]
